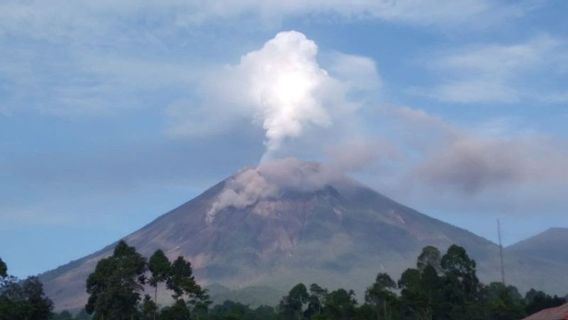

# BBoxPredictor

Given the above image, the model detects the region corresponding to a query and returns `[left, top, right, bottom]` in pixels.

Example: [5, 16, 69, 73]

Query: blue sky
[1, 0, 568, 278]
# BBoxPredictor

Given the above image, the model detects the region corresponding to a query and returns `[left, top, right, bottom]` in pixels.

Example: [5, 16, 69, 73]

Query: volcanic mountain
[504, 228, 568, 294]
[508, 228, 568, 264]
[38, 159, 567, 311]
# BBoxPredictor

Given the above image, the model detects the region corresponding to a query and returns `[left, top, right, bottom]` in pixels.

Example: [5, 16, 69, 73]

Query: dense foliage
[0, 258, 53, 320]
[3, 242, 566, 320]
[83, 240, 210, 320]
[76, 242, 568, 320]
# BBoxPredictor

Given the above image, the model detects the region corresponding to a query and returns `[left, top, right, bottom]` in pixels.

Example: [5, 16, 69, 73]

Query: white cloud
[235, 31, 333, 155]
[0, 0, 537, 116]
[167, 31, 380, 159]
[415, 35, 568, 104]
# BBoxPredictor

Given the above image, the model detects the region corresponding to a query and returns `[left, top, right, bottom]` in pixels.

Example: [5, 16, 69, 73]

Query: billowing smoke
[206, 167, 279, 224]
[168, 30, 380, 162]
[206, 158, 342, 223]
[230, 31, 334, 159]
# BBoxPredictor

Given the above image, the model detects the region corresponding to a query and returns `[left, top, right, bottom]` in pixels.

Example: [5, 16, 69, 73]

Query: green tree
[208, 300, 251, 320]
[167, 257, 198, 300]
[0, 258, 6, 279]
[398, 268, 432, 320]
[354, 304, 376, 320]
[441, 245, 480, 297]
[159, 299, 191, 320]
[482, 282, 525, 320]
[141, 294, 159, 320]
[440, 245, 483, 320]
[253, 305, 278, 320]
[0, 257, 14, 288]
[365, 273, 397, 320]
[149, 249, 172, 318]
[165, 256, 209, 319]
[85, 240, 147, 320]
[0, 276, 53, 320]
[398, 247, 447, 320]
[21, 277, 54, 320]
[191, 288, 212, 320]
[305, 283, 327, 319]
[0, 259, 53, 320]
[323, 289, 357, 320]
[279, 283, 309, 320]
[524, 288, 566, 316]
[416, 246, 442, 273]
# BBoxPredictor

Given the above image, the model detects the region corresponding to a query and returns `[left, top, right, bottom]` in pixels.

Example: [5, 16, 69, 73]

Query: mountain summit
[508, 228, 568, 263]
[39, 159, 566, 310]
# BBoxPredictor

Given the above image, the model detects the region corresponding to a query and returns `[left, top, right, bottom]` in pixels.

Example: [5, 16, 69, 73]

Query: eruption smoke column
[235, 31, 333, 160]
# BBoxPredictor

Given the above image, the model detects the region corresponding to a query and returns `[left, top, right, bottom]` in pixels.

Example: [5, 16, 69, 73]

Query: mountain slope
[503, 228, 568, 295]
[508, 228, 568, 264]
[38, 159, 564, 310]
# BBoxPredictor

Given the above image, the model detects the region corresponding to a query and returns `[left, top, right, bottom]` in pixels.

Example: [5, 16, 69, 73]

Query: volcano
[38, 159, 567, 311]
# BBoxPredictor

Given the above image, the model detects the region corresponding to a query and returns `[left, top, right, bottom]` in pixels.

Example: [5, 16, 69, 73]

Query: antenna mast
[497, 219, 506, 285]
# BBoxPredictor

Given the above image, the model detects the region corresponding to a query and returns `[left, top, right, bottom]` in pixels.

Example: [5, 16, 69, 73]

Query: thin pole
[497, 219, 506, 285]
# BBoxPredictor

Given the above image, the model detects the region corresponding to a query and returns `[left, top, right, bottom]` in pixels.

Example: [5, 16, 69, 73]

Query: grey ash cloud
[414, 136, 523, 194]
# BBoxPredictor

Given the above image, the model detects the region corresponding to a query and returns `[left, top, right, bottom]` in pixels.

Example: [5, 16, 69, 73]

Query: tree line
[0, 257, 53, 319]
[2, 242, 566, 320]
[275, 245, 566, 320]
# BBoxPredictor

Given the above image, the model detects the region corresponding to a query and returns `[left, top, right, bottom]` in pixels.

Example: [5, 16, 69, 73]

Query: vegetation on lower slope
[2, 241, 566, 320]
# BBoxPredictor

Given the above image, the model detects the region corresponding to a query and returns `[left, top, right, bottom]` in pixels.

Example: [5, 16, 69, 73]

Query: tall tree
[305, 283, 328, 319]
[167, 256, 198, 300]
[398, 268, 432, 320]
[524, 288, 566, 316]
[148, 249, 171, 318]
[159, 299, 191, 320]
[0, 258, 6, 279]
[366, 273, 397, 320]
[140, 294, 158, 320]
[323, 289, 357, 320]
[279, 283, 309, 320]
[166, 256, 209, 319]
[440, 245, 482, 320]
[416, 246, 442, 273]
[0, 258, 53, 320]
[0, 257, 12, 288]
[85, 240, 147, 320]
[441, 245, 479, 297]
[398, 247, 447, 320]
[483, 282, 525, 320]
[0, 276, 53, 320]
